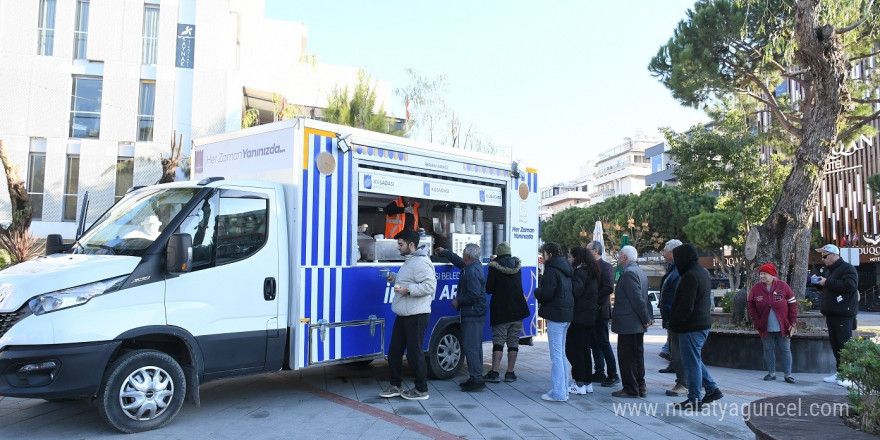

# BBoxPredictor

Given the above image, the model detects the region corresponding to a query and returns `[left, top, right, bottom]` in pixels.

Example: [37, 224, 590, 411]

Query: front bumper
[0, 341, 120, 399]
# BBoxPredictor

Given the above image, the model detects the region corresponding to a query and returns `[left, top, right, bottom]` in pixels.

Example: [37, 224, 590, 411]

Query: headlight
[28, 276, 128, 315]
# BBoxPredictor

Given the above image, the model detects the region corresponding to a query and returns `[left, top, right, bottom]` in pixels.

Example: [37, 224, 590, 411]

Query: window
[137, 80, 155, 141]
[115, 158, 133, 203]
[26, 153, 46, 220]
[73, 0, 89, 59]
[177, 191, 268, 270]
[37, 0, 56, 56]
[142, 5, 159, 64]
[63, 156, 80, 221]
[70, 76, 102, 138]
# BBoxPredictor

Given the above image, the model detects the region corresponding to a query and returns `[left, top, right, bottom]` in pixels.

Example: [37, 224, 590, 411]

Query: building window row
[68, 77, 155, 141]
[37, 0, 159, 66]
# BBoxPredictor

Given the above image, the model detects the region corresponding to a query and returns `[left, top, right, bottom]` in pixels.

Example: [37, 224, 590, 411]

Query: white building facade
[589, 133, 661, 203]
[0, 0, 391, 238]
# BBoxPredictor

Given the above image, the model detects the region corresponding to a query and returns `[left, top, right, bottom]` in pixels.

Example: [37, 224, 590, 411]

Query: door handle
[264, 277, 276, 301]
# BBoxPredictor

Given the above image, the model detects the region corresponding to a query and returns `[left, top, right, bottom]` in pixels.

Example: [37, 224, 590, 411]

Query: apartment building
[0, 0, 391, 238]
[588, 132, 661, 204]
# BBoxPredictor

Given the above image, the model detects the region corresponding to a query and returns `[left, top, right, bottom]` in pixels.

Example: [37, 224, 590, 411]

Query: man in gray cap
[814, 244, 859, 387]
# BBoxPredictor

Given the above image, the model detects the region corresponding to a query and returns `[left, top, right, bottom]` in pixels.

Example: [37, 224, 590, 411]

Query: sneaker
[837, 379, 854, 388]
[400, 389, 429, 400]
[702, 388, 724, 404]
[659, 365, 675, 373]
[591, 372, 606, 383]
[504, 371, 517, 382]
[379, 385, 402, 398]
[823, 373, 839, 383]
[763, 373, 776, 381]
[665, 383, 689, 396]
[673, 399, 701, 410]
[461, 380, 486, 392]
[784, 376, 796, 384]
[659, 352, 672, 361]
[601, 375, 620, 387]
[459, 378, 473, 388]
[483, 371, 501, 383]
[541, 393, 567, 402]
[569, 383, 594, 395]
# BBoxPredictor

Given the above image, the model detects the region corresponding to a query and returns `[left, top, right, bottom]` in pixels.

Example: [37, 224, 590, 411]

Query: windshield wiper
[85, 243, 117, 255]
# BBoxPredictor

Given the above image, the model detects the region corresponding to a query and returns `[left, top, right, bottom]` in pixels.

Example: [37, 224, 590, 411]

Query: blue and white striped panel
[300, 267, 343, 365]
[514, 171, 538, 194]
[300, 131, 354, 267]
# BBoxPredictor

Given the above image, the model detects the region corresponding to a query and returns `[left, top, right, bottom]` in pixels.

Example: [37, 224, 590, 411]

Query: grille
[0, 305, 31, 339]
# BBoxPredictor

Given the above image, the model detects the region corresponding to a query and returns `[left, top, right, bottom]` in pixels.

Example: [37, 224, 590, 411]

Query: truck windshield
[73, 187, 200, 256]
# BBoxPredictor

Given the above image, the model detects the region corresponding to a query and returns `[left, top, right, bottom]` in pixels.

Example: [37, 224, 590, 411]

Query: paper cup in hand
[379, 268, 390, 279]
[811, 275, 820, 284]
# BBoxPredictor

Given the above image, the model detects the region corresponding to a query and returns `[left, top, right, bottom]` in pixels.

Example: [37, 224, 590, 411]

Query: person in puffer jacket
[482, 242, 531, 384]
[535, 242, 574, 402]
[379, 229, 437, 401]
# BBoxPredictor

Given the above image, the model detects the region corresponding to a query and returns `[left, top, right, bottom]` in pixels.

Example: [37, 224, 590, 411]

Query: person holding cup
[379, 229, 436, 401]
[747, 263, 798, 383]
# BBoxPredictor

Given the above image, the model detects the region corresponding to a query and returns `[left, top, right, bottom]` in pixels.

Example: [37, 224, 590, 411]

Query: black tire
[427, 325, 463, 379]
[97, 350, 187, 434]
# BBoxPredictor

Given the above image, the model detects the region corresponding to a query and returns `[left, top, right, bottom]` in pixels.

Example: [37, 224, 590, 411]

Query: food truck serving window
[358, 169, 502, 207]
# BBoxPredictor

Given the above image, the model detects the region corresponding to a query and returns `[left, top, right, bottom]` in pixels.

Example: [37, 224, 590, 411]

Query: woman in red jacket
[747, 264, 798, 383]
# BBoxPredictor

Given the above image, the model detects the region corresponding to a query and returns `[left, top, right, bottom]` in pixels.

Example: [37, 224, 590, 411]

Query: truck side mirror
[166, 233, 193, 274]
[45, 234, 65, 255]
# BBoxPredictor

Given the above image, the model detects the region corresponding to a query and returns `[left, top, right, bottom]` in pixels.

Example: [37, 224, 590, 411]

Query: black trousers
[825, 315, 855, 372]
[591, 318, 618, 376]
[388, 313, 430, 392]
[565, 323, 593, 383]
[617, 333, 645, 395]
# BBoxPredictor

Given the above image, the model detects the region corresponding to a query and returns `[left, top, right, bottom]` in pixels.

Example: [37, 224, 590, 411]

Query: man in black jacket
[483, 242, 531, 383]
[669, 243, 723, 409]
[814, 244, 859, 386]
[586, 241, 620, 387]
[437, 243, 488, 392]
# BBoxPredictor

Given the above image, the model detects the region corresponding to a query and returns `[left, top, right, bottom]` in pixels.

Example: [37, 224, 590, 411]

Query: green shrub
[796, 298, 812, 314]
[838, 336, 880, 434]
[722, 290, 735, 313]
[0, 249, 11, 270]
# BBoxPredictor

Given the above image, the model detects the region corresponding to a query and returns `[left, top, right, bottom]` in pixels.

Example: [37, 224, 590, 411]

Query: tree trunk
[747, 3, 849, 285]
[0, 140, 32, 234]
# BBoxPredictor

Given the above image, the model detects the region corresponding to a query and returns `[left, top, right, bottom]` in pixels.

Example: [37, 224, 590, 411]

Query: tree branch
[839, 109, 880, 140]
[836, 0, 876, 34]
[852, 97, 880, 104]
[850, 48, 880, 63]
[735, 68, 804, 139]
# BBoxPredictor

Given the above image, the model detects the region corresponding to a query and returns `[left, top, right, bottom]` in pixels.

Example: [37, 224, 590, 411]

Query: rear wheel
[427, 325, 462, 379]
[97, 350, 186, 433]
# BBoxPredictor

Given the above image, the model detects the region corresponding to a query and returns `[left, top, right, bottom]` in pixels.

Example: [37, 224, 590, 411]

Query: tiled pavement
[3, 313, 876, 439]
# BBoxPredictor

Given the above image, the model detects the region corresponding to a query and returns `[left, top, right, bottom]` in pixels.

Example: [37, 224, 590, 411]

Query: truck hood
[0, 254, 141, 312]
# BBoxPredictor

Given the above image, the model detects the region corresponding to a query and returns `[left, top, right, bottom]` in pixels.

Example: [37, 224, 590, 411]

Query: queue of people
[377, 222, 859, 406]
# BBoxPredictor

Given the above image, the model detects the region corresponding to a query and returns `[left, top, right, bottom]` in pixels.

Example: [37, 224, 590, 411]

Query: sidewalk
[0, 323, 855, 439]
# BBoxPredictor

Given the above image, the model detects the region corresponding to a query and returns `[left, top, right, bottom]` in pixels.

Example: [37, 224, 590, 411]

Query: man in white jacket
[379, 228, 437, 401]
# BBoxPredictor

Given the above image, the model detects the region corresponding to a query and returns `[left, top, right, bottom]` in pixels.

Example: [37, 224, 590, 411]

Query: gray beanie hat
[495, 242, 511, 256]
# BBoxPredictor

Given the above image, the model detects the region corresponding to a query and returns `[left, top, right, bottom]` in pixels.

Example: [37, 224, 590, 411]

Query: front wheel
[427, 325, 462, 379]
[97, 350, 186, 433]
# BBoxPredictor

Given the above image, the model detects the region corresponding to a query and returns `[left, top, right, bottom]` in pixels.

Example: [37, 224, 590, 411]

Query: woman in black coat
[535, 242, 574, 402]
[565, 246, 599, 395]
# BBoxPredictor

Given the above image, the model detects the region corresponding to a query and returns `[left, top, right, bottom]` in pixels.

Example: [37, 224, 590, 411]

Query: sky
[264, 0, 709, 183]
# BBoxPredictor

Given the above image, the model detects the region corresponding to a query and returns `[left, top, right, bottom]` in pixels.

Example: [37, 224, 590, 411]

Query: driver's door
[165, 185, 280, 379]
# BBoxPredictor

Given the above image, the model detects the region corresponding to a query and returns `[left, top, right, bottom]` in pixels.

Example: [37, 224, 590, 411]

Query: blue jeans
[678, 329, 718, 402]
[661, 339, 670, 354]
[762, 332, 792, 377]
[546, 320, 571, 400]
[461, 316, 485, 382]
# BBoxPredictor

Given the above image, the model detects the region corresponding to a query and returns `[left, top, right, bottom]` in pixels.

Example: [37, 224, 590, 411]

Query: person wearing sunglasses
[813, 244, 859, 387]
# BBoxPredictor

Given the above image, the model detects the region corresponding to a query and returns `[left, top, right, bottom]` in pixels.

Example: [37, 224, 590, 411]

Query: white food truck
[0, 118, 540, 432]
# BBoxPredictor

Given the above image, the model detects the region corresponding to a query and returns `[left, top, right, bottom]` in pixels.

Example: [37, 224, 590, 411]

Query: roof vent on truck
[198, 177, 225, 185]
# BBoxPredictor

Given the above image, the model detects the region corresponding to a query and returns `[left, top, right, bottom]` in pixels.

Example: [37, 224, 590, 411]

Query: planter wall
[711, 312, 828, 329]
[703, 330, 836, 374]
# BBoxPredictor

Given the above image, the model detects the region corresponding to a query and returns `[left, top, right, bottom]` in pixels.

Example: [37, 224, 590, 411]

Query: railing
[860, 284, 880, 311]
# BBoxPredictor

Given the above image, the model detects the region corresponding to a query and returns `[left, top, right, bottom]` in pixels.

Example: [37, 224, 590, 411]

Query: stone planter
[703, 329, 837, 373]
[711, 311, 828, 329]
